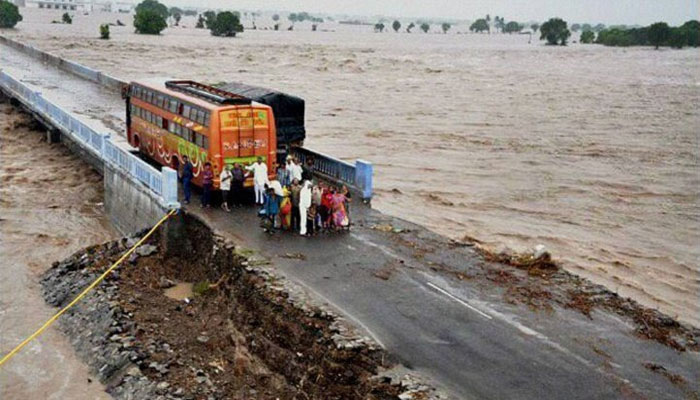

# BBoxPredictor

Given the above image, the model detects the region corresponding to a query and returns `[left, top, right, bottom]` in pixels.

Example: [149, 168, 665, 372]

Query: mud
[40, 213, 440, 399]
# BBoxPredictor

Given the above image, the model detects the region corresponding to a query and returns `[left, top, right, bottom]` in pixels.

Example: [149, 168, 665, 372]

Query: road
[2, 42, 699, 399]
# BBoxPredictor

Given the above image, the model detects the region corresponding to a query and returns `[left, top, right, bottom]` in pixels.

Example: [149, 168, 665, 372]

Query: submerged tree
[195, 14, 205, 28]
[374, 22, 385, 32]
[134, 0, 168, 34]
[203, 10, 216, 29]
[580, 30, 595, 43]
[540, 18, 571, 45]
[62, 12, 72, 24]
[503, 21, 523, 33]
[99, 23, 110, 39]
[0, 0, 23, 29]
[648, 22, 670, 49]
[406, 22, 415, 33]
[210, 11, 243, 37]
[530, 23, 540, 32]
[441, 22, 451, 33]
[470, 18, 489, 33]
[392, 20, 401, 32]
[571, 23, 581, 32]
[420, 22, 430, 33]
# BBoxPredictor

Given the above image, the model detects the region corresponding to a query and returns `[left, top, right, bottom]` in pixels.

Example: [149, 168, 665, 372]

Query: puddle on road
[163, 282, 193, 300]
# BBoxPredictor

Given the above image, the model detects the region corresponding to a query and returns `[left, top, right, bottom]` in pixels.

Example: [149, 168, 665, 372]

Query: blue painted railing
[290, 147, 373, 200]
[0, 70, 178, 208]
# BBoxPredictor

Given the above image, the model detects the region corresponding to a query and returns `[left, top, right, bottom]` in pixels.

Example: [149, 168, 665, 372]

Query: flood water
[3, 9, 699, 327]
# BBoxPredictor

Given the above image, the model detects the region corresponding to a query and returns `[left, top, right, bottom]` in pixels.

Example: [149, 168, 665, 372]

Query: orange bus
[126, 79, 277, 188]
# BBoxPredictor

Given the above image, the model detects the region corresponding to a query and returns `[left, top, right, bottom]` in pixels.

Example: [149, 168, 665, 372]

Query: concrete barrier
[0, 70, 179, 234]
[0, 35, 127, 93]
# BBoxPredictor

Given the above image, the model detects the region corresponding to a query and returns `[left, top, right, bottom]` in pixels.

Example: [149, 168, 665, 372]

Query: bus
[125, 79, 277, 188]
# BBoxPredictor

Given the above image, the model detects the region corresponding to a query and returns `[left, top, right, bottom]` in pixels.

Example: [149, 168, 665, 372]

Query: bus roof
[131, 78, 268, 111]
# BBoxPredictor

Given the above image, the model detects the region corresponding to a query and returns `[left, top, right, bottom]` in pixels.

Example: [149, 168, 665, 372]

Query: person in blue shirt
[180, 155, 194, 204]
[263, 187, 280, 233]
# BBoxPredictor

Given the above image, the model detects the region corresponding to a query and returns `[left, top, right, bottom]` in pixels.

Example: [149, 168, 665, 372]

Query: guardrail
[290, 147, 373, 200]
[0, 35, 127, 92]
[0, 70, 178, 208]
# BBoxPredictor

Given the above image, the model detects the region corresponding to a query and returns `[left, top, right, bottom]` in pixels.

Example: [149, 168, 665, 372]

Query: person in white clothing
[287, 157, 303, 183]
[245, 157, 268, 204]
[299, 180, 312, 235]
[219, 164, 233, 212]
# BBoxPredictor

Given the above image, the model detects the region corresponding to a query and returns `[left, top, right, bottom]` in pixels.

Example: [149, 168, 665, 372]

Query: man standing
[181, 155, 194, 204]
[231, 163, 245, 207]
[302, 158, 314, 182]
[299, 181, 312, 236]
[219, 164, 232, 212]
[245, 157, 268, 205]
[290, 179, 301, 231]
[201, 162, 214, 208]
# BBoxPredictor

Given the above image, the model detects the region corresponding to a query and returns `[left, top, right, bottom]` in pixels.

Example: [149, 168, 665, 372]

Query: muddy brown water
[5, 9, 698, 327]
[0, 100, 117, 398]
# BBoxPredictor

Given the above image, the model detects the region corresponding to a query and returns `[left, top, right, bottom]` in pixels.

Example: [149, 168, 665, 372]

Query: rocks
[136, 244, 158, 257]
[158, 276, 175, 289]
[533, 244, 550, 260]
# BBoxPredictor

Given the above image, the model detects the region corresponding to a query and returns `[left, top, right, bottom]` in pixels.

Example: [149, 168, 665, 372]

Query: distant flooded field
[4, 8, 699, 327]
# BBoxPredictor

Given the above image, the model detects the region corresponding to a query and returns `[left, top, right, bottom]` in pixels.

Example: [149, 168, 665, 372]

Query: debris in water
[279, 252, 306, 260]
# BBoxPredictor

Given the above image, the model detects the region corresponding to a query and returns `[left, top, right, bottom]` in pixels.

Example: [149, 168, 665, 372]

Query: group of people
[257, 156, 352, 236]
[178, 155, 352, 236]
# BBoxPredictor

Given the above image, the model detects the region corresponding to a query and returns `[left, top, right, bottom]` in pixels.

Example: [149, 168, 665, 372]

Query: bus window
[197, 109, 205, 124]
[146, 91, 153, 104]
[169, 99, 178, 113]
[202, 135, 209, 150]
[204, 112, 210, 126]
[178, 103, 184, 115]
[195, 132, 203, 148]
[157, 116, 163, 128]
[183, 104, 191, 120]
[184, 128, 192, 142]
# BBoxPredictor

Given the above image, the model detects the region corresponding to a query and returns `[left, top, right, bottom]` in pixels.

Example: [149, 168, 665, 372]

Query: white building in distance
[24, 0, 92, 12]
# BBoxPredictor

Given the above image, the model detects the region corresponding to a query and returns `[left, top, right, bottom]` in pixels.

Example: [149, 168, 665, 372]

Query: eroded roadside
[40, 213, 441, 399]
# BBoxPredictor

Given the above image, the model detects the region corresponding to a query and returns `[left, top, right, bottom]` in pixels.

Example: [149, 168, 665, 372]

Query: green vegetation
[571, 23, 581, 32]
[540, 17, 571, 45]
[580, 30, 595, 43]
[503, 21, 523, 33]
[169, 7, 182, 26]
[530, 23, 540, 32]
[406, 22, 415, 33]
[210, 11, 243, 37]
[193, 281, 211, 296]
[134, 0, 168, 34]
[0, 0, 22, 28]
[203, 10, 216, 29]
[470, 18, 489, 33]
[195, 14, 205, 28]
[441, 22, 451, 33]
[593, 23, 606, 32]
[62, 12, 72, 24]
[392, 20, 401, 32]
[595, 20, 698, 49]
[581, 23, 592, 32]
[99, 23, 110, 39]
[420, 22, 430, 33]
[374, 22, 385, 32]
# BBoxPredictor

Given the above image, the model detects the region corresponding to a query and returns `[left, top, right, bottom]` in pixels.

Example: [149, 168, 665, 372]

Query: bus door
[219, 107, 256, 167]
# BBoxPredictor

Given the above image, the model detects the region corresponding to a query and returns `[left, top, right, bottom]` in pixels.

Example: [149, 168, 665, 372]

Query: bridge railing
[290, 147, 373, 200]
[0, 70, 177, 207]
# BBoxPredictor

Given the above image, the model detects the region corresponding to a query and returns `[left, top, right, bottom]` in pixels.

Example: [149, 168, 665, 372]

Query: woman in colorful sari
[331, 188, 349, 230]
[279, 186, 292, 230]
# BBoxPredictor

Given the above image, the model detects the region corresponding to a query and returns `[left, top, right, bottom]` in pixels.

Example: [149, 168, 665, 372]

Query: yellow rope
[0, 208, 177, 368]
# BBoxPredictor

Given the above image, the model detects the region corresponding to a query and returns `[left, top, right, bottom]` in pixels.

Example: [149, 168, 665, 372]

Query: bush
[135, 0, 168, 20]
[441, 23, 451, 33]
[469, 19, 489, 33]
[503, 21, 523, 33]
[210, 11, 243, 37]
[648, 22, 670, 49]
[62, 12, 72, 24]
[580, 30, 594, 43]
[595, 20, 698, 49]
[99, 23, 110, 39]
[134, 9, 167, 34]
[392, 20, 400, 32]
[0, 0, 22, 28]
[420, 23, 430, 33]
[406, 22, 415, 33]
[540, 17, 571, 45]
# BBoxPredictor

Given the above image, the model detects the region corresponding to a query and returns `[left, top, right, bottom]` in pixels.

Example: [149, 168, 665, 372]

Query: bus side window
[157, 116, 163, 128]
[197, 109, 205, 125]
[169, 100, 178, 114]
[202, 135, 209, 150]
[178, 103, 184, 115]
[195, 132, 203, 148]
[183, 104, 191, 120]
[204, 112, 210, 126]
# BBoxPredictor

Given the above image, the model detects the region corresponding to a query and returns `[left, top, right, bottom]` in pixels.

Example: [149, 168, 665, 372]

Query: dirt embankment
[40, 213, 438, 400]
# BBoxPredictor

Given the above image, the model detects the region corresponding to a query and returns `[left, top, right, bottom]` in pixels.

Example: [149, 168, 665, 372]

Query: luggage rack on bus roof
[165, 80, 252, 106]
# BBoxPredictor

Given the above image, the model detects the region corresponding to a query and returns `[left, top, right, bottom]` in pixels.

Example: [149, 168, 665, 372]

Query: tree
[173, 13, 181, 26]
[540, 17, 571, 45]
[420, 23, 430, 33]
[99, 23, 110, 39]
[0, 0, 22, 28]
[571, 23, 581, 32]
[681, 20, 700, 47]
[272, 14, 279, 22]
[593, 23, 606, 32]
[470, 19, 489, 33]
[203, 10, 216, 29]
[195, 14, 205, 28]
[135, 0, 168, 20]
[581, 23, 592, 32]
[392, 20, 401, 32]
[503, 21, 523, 33]
[580, 30, 594, 43]
[406, 22, 415, 33]
[210, 11, 243, 37]
[441, 22, 451, 33]
[648, 22, 670, 49]
[62, 12, 72, 24]
[169, 7, 182, 17]
[374, 22, 385, 32]
[494, 16, 505, 32]
[134, 0, 167, 34]
[530, 23, 540, 32]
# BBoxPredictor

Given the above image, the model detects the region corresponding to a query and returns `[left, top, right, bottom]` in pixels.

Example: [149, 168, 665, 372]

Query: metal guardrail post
[355, 159, 373, 200]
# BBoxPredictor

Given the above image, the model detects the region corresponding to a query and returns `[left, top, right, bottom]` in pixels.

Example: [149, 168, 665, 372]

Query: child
[262, 187, 279, 234]
[306, 204, 317, 236]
